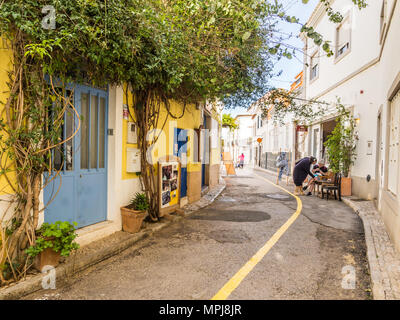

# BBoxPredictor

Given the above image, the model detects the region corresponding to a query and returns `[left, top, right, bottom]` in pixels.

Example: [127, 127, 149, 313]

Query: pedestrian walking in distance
[293, 156, 318, 195]
[238, 153, 245, 169]
[276, 151, 289, 185]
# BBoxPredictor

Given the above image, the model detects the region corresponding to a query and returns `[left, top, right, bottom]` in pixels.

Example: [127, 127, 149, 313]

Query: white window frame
[273, 126, 279, 152]
[335, 13, 352, 62]
[380, 0, 388, 44]
[313, 127, 320, 158]
[310, 51, 319, 82]
[388, 91, 400, 196]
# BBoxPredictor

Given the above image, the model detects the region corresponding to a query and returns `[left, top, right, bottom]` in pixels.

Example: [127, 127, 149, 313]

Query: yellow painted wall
[210, 106, 222, 166]
[0, 37, 15, 195]
[121, 91, 203, 181]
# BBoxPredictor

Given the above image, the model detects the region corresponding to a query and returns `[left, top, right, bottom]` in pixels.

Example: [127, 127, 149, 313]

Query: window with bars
[47, 90, 75, 172]
[80, 93, 107, 170]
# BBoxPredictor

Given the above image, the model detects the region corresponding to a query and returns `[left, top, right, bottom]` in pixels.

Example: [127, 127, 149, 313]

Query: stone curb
[0, 181, 226, 300]
[183, 179, 226, 216]
[342, 197, 400, 300]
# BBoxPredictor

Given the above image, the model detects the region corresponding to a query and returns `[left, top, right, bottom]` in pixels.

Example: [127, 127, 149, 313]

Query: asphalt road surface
[24, 167, 371, 300]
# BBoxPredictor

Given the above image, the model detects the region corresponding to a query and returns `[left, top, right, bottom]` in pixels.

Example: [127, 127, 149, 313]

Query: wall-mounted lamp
[354, 113, 361, 123]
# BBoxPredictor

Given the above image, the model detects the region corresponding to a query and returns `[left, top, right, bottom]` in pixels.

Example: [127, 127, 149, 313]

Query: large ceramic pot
[34, 247, 61, 271]
[121, 207, 147, 233]
[341, 177, 352, 197]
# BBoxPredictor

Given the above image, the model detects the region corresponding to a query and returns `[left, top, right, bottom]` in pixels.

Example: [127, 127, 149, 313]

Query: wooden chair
[321, 173, 342, 201]
[314, 174, 331, 196]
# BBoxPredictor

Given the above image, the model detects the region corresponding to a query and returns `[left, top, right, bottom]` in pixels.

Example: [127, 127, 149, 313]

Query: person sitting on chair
[304, 160, 329, 194]
[313, 160, 328, 176]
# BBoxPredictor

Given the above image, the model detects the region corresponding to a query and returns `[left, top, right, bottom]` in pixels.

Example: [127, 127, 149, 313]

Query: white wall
[232, 115, 253, 164]
[302, 0, 400, 251]
[305, 0, 382, 99]
[303, 0, 388, 184]
[89, 86, 143, 245]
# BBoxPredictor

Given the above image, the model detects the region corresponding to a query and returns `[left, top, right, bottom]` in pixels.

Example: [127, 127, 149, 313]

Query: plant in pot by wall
[25, 221, 80, 271]
[121, 193, 149, 233]
[324, 102, 358, 196]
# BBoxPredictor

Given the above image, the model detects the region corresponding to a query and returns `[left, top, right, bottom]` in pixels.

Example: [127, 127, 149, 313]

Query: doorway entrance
[321, 119, 337, 161]
[44, 84, 108, 228]
[201, 115, 210, 188]
[174, 128, 188, 198]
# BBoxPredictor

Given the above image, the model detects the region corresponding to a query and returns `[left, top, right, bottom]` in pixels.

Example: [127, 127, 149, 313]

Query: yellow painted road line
[211, 173, 302, 300]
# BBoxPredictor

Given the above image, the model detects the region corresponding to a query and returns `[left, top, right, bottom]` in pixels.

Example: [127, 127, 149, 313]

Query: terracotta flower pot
[34, 247, 61, 272]
[121, 207, 147, 233]
[341, 177, 352, 197]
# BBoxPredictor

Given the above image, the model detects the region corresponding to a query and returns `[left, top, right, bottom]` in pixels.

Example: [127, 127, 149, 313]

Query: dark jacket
[293, 157, 315, 185]
[313, 164, 328, 174]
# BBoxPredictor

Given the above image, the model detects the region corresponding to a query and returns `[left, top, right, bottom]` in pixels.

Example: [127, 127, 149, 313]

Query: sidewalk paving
[342, 197, 400, 300]
[0, 180, 226, 300]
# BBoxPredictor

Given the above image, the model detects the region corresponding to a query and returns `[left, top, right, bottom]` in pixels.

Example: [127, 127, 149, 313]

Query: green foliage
[300, 0, 368, 58]
[25, 221, 80, 258]
[0, 0, 276, 101]
[300, 25, 334, 57]
[324, 103, 358, 177]
[222, 114, 238, 131]
[255, 89, 328, 126]
[129, 193, 149, 212]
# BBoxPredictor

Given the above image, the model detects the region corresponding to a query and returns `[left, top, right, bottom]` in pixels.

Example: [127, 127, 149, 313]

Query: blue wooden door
[174, 128, 188, 198]
[44, 85, 108, 228]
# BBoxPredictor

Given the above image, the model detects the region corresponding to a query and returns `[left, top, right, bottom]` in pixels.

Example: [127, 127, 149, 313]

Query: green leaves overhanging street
[0, 0, 280, 105]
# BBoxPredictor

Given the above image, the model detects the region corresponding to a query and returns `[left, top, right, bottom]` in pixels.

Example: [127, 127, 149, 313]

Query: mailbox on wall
[127, 122, 138, 144]
[126, 147, 141, 173]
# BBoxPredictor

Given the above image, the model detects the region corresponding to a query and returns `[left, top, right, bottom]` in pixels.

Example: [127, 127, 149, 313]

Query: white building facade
[248, 101, 296, 173]
[222, 114, 253, 166]
[302, 0, 400, 251]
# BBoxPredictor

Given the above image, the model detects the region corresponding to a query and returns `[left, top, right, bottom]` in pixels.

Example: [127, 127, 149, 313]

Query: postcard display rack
[158, 160, 181, 217]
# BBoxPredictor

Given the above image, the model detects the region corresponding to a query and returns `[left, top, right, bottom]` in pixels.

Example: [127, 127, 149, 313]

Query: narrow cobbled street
[24, 168, 371, 300]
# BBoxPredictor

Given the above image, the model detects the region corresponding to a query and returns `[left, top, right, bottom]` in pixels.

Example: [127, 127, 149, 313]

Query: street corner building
[0, 36, 222, 247]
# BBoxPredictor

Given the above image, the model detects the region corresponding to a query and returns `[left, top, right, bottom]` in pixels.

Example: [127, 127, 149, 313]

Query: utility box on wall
[127, 122, 138, 144]
[126, 148, 141, 173]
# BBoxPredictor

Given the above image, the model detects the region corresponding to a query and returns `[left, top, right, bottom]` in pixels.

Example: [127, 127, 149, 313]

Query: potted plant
[121, 193, 149, 233]
[26, 221, 80, 271]
[324, 103, 358, 196]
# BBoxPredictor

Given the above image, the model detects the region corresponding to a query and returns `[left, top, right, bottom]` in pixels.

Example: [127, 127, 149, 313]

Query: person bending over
[293, 156, 317, 196]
